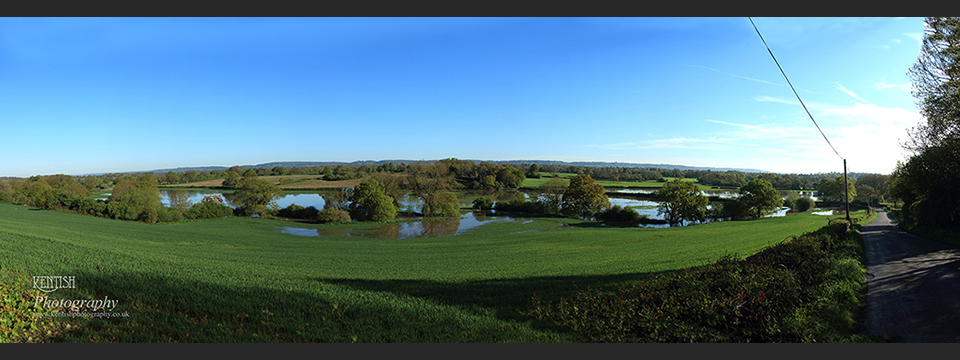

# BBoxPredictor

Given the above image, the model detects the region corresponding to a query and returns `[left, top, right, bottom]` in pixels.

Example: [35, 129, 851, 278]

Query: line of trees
[651, 178, 792, 226]
[890, 17, 960, 233]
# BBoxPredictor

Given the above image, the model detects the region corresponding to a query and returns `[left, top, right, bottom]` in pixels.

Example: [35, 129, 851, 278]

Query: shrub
[317, 208, 351, 223]
[157, 206, 183, 223]
[494, 198, 545, 214]
[302, 206, 319, 220]
[796, 197, 815, 212]
[278, 204, 306, 218]
[106, 201, 134, 220]
[188, 201, 233, 219]
[783, 197, 796, 211]
[138, 207, 159, 224]
[598, 205, 642, 224]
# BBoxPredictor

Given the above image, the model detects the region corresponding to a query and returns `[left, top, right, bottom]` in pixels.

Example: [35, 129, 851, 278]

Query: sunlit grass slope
[0, 203, 840, 342]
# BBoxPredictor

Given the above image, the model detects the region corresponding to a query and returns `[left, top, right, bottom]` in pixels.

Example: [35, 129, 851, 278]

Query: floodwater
[607, 197, 661, 218]
[606, 188, 739, 198]
[763, 207, 790, 217]
[157, 190, 429, 212]
[278, 212, 536, 239]
[158, 190, 237, 207]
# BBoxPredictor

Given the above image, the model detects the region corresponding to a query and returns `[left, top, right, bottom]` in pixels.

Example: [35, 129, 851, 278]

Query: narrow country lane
[861, 209, 960, 342]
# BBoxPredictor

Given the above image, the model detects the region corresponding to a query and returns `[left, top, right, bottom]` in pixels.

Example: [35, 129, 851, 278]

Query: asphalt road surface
[861, 209, 960, 342]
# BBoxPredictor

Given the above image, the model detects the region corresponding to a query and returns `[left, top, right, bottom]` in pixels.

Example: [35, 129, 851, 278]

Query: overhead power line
[748, 17, 844, 160]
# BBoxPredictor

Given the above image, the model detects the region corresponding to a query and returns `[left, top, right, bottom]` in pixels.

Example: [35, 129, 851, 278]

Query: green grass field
[0, 203, 846, 342]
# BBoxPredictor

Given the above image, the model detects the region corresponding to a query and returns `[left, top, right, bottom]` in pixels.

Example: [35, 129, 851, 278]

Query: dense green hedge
[526, 221, 871, 342]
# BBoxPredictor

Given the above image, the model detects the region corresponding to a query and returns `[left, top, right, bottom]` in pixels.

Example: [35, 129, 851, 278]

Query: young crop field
[0, 203, 844, 342]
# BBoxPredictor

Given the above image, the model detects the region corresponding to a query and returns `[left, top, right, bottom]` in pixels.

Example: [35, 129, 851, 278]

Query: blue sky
[0, 17, 925, 177]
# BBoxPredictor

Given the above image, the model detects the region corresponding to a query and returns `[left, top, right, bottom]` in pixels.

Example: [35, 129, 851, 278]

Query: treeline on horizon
[1, 158, 886, 191]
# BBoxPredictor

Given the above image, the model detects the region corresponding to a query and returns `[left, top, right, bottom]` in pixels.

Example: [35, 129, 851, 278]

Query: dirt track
[861, 209, 960, 342]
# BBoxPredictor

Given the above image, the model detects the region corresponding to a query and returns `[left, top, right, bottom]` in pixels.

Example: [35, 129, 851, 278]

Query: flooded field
[278, 212, 555, 239]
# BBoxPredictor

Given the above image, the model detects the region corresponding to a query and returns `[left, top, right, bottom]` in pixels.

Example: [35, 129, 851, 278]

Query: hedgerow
[526, 221, 870, 342]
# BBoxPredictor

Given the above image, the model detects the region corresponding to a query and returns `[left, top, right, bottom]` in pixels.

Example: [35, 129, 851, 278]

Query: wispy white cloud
[686, 65, 781, 86]
[891, 38, 902, 44]
[872, 81, 912, 92]
[856, 44, 891, 50]
[588, 137, 738, 151]
[835, 83, 873, 105]
[591, 100, 922, 174]
[753, 96, 798, 105]
[706, 119, 813, 141]
[686, 65, 823, 95]
[904, 32, 923, 42]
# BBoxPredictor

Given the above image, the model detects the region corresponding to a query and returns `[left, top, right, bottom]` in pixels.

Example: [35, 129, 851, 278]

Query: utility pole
[844, 159, 851, 223]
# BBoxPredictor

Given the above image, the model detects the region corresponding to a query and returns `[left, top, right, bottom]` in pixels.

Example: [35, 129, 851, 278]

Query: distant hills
[136, 160, 769, 175]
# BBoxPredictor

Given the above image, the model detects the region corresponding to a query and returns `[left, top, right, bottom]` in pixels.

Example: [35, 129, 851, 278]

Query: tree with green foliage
[654, 179, 707, 226]
[26, 181, 53, 209]
[348, 179, 397, 222]
[423, 191, 460, 217]
[406, 162, 457, 211]
[497, 166, 526, 189]
[737, 179, 783, 219]
[891, 17, 960, 231]
[816, 176, 856, 203]
[183, 170, 200, 183]
[370, 172, 404, 208]
[108, 174, 164, 222]
[561, 174, 609, 219]
[222, 171, 242, 189]
[526, 164, 541, 179]
[233, 177, 284, 216]
[164, 171, 179, 184]
[538, 177, 568, 214]
[855, 174, 889, 203]
[907, 17, 960, 154]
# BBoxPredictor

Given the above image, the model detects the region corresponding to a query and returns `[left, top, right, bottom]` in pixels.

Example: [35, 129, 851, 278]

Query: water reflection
[158, 190, 426, 212]
[608, 197, 660, 219]
[158, 190, 237, 207]
[279, 212, 524, 239]
[608, 188, 655, 194]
